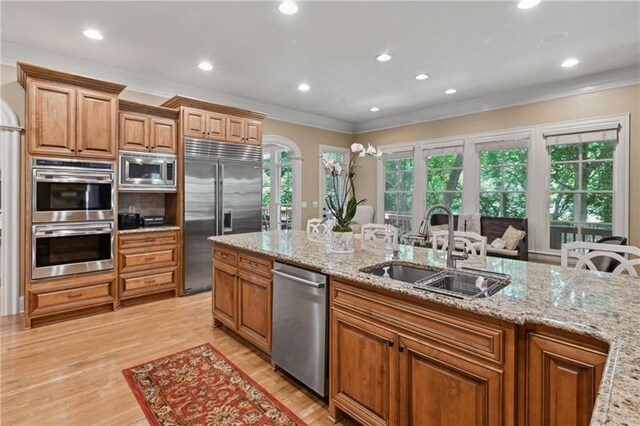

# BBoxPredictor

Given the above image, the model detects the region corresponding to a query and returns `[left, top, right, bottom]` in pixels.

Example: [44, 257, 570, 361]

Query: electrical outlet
[312, 201, 318, 208]
[301, 201, 308, 208]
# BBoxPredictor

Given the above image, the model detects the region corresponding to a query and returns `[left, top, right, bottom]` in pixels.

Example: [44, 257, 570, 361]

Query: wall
[0, 63, 353, 230]
[354, 85, 640, 246]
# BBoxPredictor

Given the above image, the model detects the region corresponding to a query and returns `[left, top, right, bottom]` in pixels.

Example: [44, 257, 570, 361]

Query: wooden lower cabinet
[525, 331, 607, 426]
[330, 279, 515, 426]
[118, 231, 179, 301]
[331, 309, 397, 426]
[212, 245, 273, 353]
[212, 261, 238, 328]
[397, 334, 503, 426]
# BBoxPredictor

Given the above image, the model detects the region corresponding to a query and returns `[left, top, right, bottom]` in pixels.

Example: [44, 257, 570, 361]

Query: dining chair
[432, 230, 487, 260]
[306, 218, 334, 241]
[561, 241, 640, 276]
[361, 224, 399, 251]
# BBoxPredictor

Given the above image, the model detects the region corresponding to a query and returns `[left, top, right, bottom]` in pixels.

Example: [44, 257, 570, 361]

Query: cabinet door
[212, 262, 238, 329]
[150, 117, 177, 153]
[245, 119, 262, 145]
[397, 334, 503, 426]
[526, 333, 607, 426]
[237, 271, 271, 353]
[27, 80, 77, 156]
[77, 89, 117, 159]
[331, 309, 397, 426]
[119, 112, 149, 152]
[182, 108, 207, 139]
[206, 112, 226, 140]
[225, 116, 246, 143]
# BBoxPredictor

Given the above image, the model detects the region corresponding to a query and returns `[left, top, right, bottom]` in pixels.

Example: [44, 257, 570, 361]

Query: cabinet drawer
[119, 231, 178, 250]
[213, 245, 238, 266]
[238, 251, 272, 278]
[120, 246, 177, 273]
[30, 281, 114, 317]
[120, 268, 176, 299]
[332, 280, 509, 364]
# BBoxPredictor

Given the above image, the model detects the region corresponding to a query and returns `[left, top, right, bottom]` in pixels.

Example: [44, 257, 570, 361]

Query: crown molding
[354, 65, 640, 134]
[1, 41, 355, 134]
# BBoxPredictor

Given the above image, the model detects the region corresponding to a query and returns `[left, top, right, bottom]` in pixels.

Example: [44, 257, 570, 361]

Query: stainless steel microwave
[119, 151, 176, 192]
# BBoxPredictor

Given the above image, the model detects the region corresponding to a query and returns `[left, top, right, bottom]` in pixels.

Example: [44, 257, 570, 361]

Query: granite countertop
[118, 225, 180, 234]
[209, 230, 640, 425]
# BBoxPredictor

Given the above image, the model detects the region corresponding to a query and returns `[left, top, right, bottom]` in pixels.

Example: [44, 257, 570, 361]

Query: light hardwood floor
[0, 293, 346, 425]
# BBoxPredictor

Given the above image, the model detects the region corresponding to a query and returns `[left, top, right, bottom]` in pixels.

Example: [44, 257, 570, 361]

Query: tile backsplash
[119, 193, 165, 217]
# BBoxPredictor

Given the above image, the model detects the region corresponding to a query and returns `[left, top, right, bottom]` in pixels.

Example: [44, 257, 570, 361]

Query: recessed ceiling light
[198, 61, 213, 71]
[582, 86, 595, 91]
[517, 0, 542, 10]
[541, 32, 568, 45]
[298, 83, 310, 92]
[445, 88, 457, 95]
[561, 58, 580, 68]
[83, 29, 103, 40]
[376, 53, 392, 62]
[415, 73, 429, 81]
[370, 107, 380, 112]
[279, 1, 298, 14]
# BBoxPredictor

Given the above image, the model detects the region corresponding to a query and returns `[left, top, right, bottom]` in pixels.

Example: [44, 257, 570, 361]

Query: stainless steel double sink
[359, 262, 510, 300]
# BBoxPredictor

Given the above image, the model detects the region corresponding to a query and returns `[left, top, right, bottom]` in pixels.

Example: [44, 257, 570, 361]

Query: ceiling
[1, 1, 639, 133]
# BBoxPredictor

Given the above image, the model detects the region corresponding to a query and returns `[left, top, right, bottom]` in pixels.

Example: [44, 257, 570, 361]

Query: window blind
[544, 123, 620, 147]
[421, 140, 464, 157]
[475, 135, 529, 152]
[382, 146, 414, 159]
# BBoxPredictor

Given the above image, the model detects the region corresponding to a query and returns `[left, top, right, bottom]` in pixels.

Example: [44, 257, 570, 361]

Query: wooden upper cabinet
[205, 112, 226, 140]
[245, 119, 262, 145]
[526, 332, 607, 426]
[397, 334, 503, 426]
[120, 112, 149, 152]
[76, 89, 118, 159]
[331, 310, 397, 426]
[150, 118, 177, 153]
[226, 116, 246, 143]
[183, 108, 207, 139]
[27, 80, 77, 157]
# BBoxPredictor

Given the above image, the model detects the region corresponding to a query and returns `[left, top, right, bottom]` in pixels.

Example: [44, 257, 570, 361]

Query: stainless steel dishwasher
[271, 262, 328, 397]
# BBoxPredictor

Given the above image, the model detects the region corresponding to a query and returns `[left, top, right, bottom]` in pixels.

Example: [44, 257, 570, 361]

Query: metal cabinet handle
[271, 269, 325, 288]
[388, 340, 394, 347]
[68, 292, 83, 299]
[144, 256, 156, 261]
[144, 278, 157, 284]
[398, 345, 405, 352]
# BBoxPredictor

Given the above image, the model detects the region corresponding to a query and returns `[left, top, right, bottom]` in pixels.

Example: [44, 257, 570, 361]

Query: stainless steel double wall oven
[31, 158, 116, 280]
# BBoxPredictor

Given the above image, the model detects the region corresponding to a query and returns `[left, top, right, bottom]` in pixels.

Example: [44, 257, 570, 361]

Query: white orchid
[322, 157, 342, 175]
[366, 144, 377, 156]
[350, 143, 365, 153]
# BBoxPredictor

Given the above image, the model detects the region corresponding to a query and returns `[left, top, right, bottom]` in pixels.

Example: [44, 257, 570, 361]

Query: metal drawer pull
[144, 278, 157, 284]
[271, 270, 325, 288]
[144, 256, 156, 261]
[68, 292, 83, 298]
[144, 238, 154, 242]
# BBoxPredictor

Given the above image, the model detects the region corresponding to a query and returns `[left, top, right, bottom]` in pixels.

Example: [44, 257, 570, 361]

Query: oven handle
[35, 170, 114, 184]
[34, 225, 113, 237]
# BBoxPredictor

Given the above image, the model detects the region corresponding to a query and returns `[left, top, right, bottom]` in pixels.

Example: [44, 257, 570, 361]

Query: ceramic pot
[331, 230, 354, 254]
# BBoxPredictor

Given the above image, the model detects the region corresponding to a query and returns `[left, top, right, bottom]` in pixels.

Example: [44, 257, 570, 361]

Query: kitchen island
[209, 230, 640, 426]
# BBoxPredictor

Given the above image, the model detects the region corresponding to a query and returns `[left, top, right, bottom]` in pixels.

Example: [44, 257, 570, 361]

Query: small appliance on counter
[141, 216, 166, 227]
[118, 213, 141, 230]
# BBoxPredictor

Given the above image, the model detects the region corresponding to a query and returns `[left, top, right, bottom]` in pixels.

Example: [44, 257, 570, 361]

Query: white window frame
[373, 115, 628, 259]
[537, 115, 629, 254]
[318, 144, 350, 218]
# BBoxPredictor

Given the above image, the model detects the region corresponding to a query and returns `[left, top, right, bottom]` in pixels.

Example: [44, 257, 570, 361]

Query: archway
[262, 135, 303, 231]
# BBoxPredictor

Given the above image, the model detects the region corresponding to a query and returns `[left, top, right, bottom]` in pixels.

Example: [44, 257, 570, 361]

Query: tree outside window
[479, 147, 527, 218]
[548, 140, 615, 249]
[425, 153, 463, 213]
[384, 157, 414, 233]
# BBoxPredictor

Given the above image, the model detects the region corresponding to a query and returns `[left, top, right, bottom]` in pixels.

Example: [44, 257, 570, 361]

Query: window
[547, 139, 616, 249]
[383, 154, 414, 234]
[478, 142, 528, 218]
[262, 148, 293, 230]
[319, 146, 349, 218]
[424, 146, 463, 214]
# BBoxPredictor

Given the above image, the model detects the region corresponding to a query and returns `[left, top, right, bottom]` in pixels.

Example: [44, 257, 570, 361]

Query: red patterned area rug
[122, 343, 307, 426]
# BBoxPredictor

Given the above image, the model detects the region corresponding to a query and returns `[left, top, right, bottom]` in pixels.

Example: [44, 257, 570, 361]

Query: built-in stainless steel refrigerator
[184, 139, 262, 294]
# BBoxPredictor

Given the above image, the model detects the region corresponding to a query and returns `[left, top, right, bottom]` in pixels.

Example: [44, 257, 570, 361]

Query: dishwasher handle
[272, 269, 325, 288]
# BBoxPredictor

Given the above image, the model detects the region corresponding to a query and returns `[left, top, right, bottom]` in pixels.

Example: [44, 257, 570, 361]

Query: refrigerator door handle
[213, 163, 218, 236]
[218, 163, 224, 235]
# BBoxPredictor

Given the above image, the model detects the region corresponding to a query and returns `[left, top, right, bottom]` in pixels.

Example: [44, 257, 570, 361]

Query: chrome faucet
[421, 204, 468, 269]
